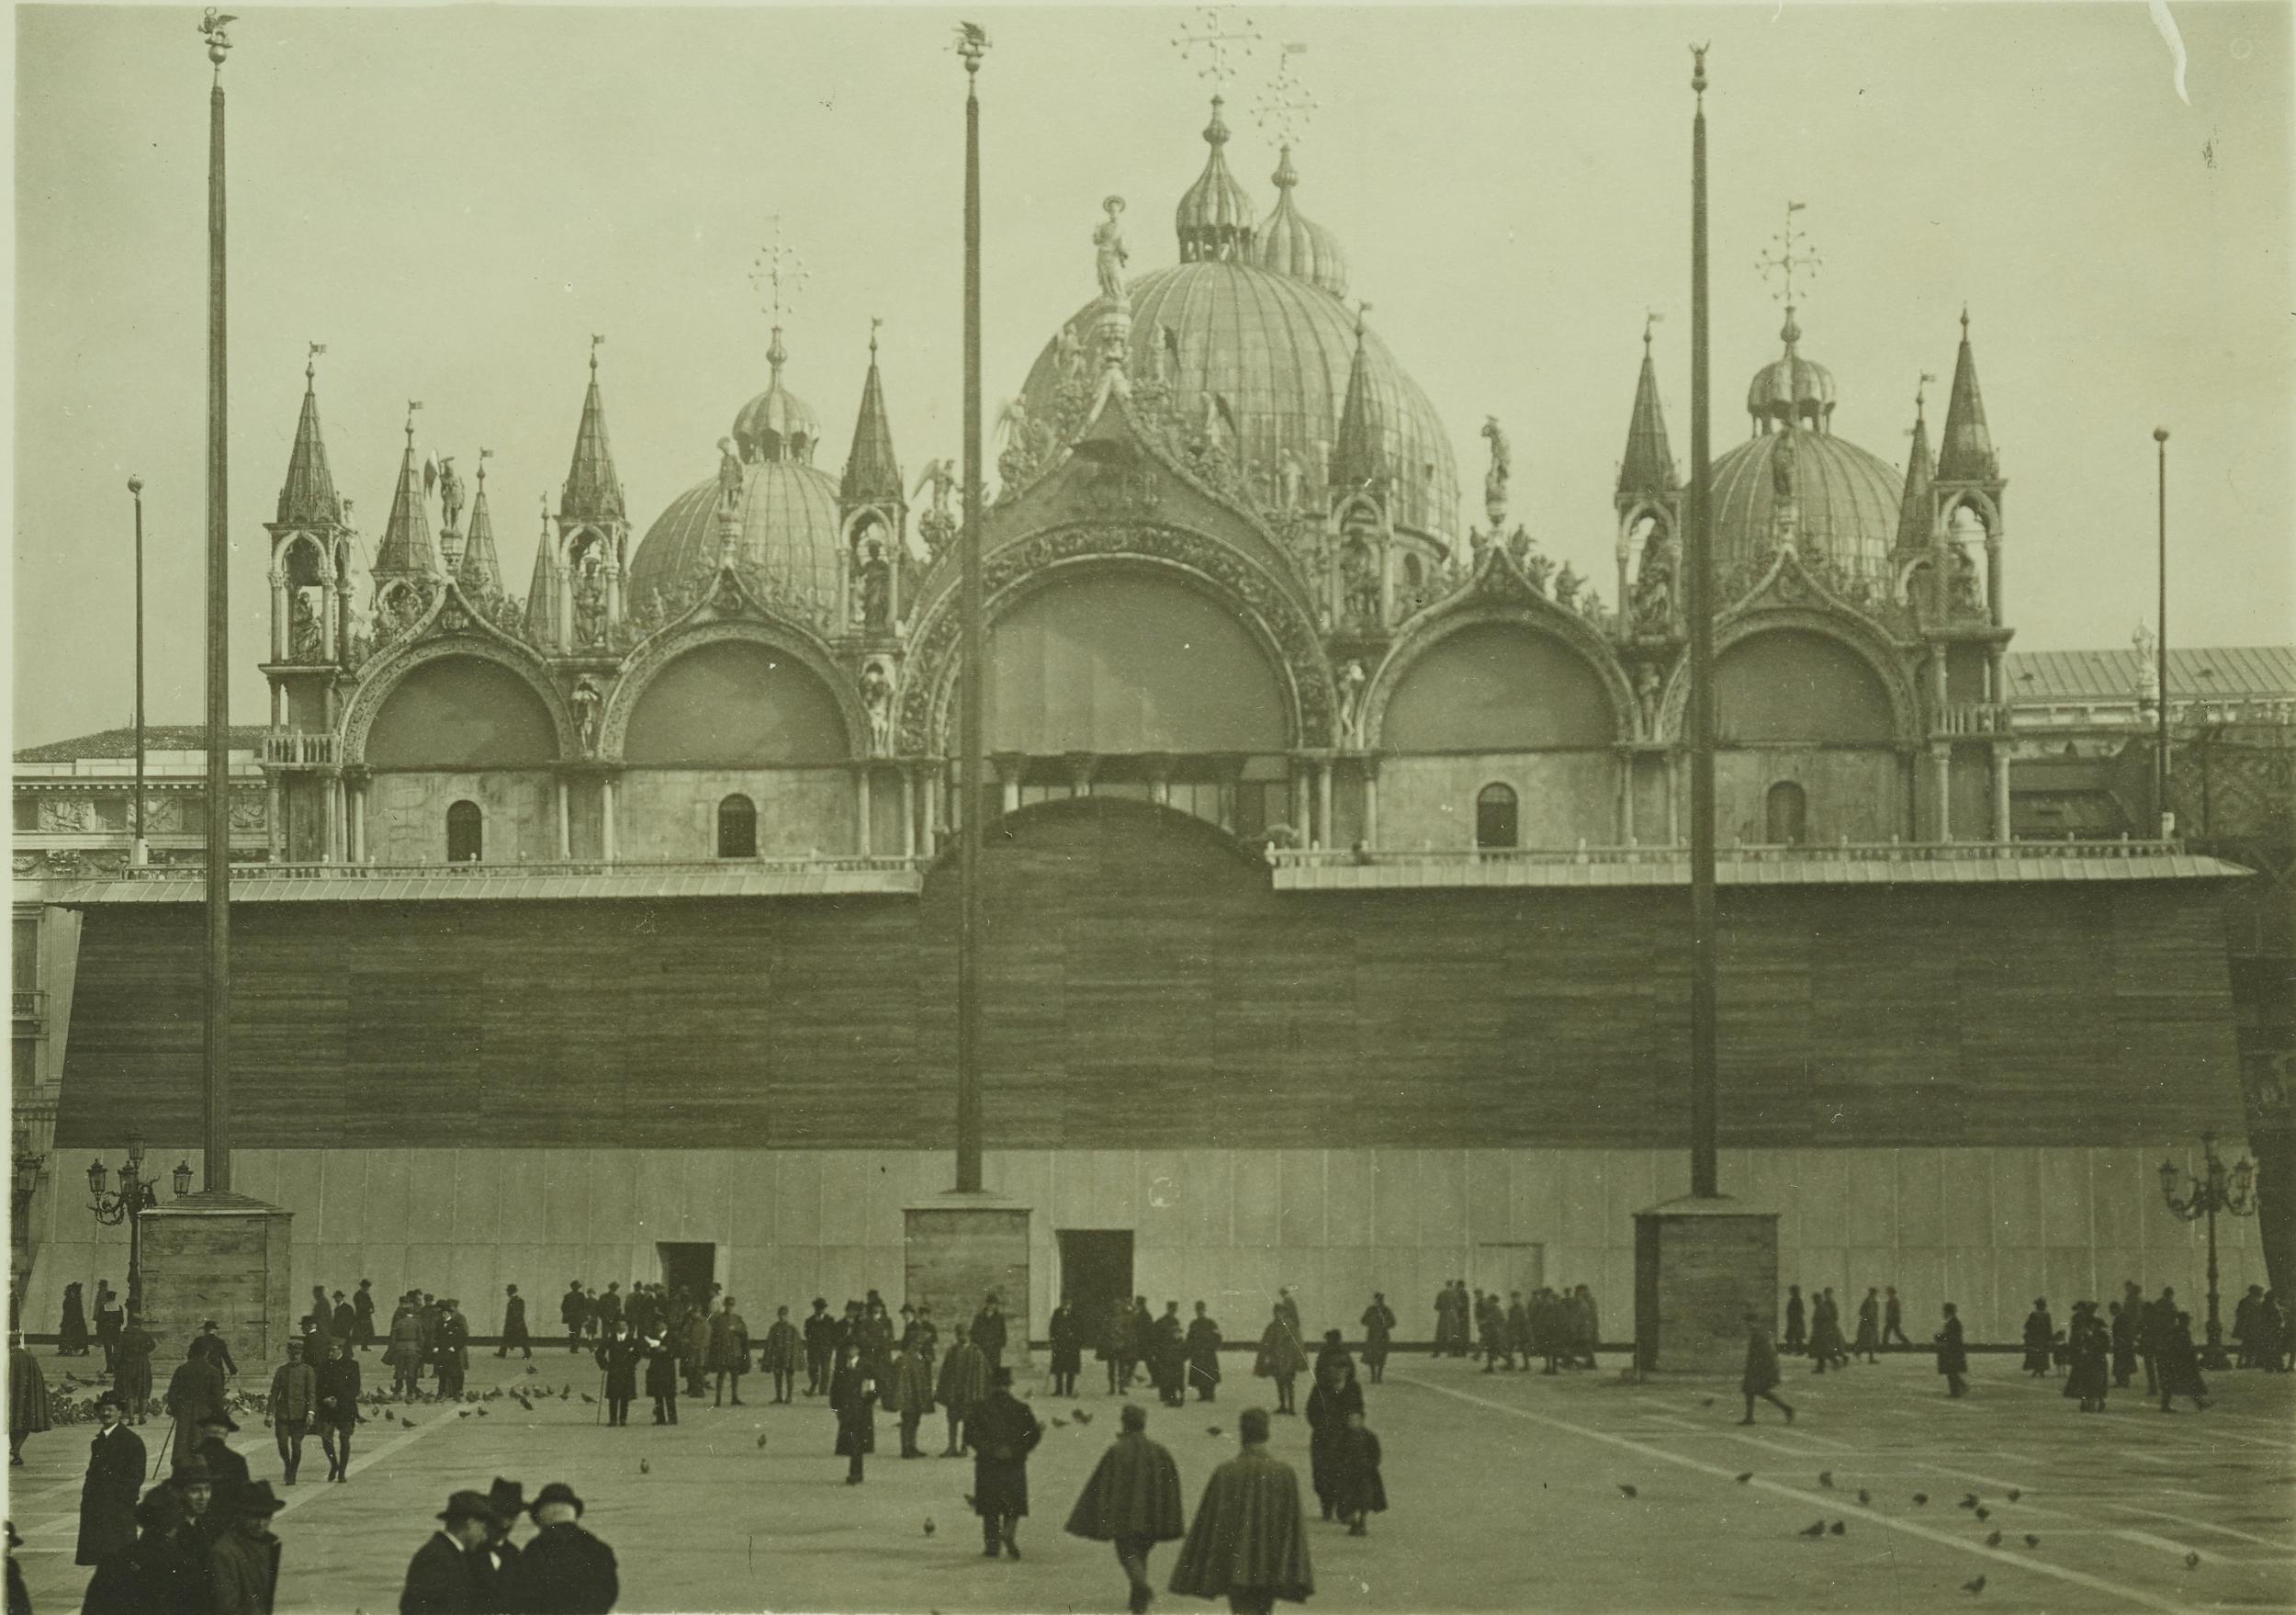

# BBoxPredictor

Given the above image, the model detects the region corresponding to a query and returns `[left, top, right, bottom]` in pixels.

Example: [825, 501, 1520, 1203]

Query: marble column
[899, 768, 917, 858]
[1616, 749, 1637, 845]
[854, 765, 873, 856]
[921, 761, 942, 853]
[1141, 753, 1175, 808]
[347, 776, 366, 864]
[993, 752, 1028, 817]
[264, 776, 282, 864]
[601, 774, 618, 864]
[268, 570, 287, 662]
[1360, 754, 1381, 850]
[1064, 752, 1098, 799]
[555, 777, 571, 862]
[1315, 761, 1333, 850]
[322, 773, 343, 864]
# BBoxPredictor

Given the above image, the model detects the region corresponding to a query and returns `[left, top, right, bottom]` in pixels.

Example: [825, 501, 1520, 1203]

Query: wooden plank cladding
[58, 798, 2245, 1153]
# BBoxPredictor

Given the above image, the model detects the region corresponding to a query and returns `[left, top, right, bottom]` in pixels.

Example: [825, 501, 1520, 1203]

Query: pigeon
[476, 1408, 488, 1417]
[1985, 1530, 2001, 1547]
[1818, 1472, 1834, 1489]
[1959, 1495, 1979, 1511]
[2184, 1552, 2200, 1570]
[1072, 1410, 1092, 1425]
[1052, 1417, 1068, 1429]
[525, 1366, 538, 1375]
[1701, 1397, 1716, 1408]
[923, 1518, 936, 1538]
[1618, 1485, 1638, 1499]
[1975, 1507, 1991, 1523]
[757, 1434, 770, 1450]
[2022, 1535, 2039, 1549]
[1734, 1473, 1754, 1485]
[457, 1409, 471, 1419]
[1856, 1489, 1871, 1507]
[1829, 1521, 1846, 1537]
[1207, 1427, 1221, 1438]
[639, 1460, 649, 1474]
[1798, 1520, 1827, 1539]
[1912, 1494, 1929, 1507]
[580, 1394, 595, 1404]
[2005, 1488, 2021, 1502]
[1961, 1575, 1986, 1596]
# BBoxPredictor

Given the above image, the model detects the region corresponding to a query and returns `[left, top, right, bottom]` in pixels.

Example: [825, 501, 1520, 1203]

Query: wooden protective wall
[58, 798, 2243, 1152]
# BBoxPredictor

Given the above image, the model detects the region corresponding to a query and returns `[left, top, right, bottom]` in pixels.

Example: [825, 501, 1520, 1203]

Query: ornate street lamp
[2159, 1130, 2257, 1371]
[85, 1132, 191, 1312]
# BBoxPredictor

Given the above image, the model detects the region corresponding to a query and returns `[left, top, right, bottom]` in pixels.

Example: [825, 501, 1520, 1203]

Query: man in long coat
[1739, 1313, 1793, 1424]
[1066, 1402, 1186, 1615]
[76, 1389, 146, 1565]
[1103, 1295, 1138, 1394]
[113, 1309, 155, 1423]
[1169, 1407, 1312, 1614]
[1153, 1302, 1187, 1406]
[80, 1485, 199, 1615]
[970, 1367, 1044, 1559]
[499, 1286, 531, 1361]
[315, 1336, 362, 1484]
[761, 1305, 802, 1404]
[1935, 1302, 1970, 1398]
[1303, 1352, 1365, 1521]
[398, 1489, 490, 1614]
[971, 1294, 1009, 1375]
[560, 1282, 589, 1354]
[354, 1279, 377, 1352]
[1358, 1294, 1395, 1385]
[803, 1299, 837, 1397]
[937, 1324, 988, 1458]
[889, 1337, 936, 1457]
[708, 1295, 751, 1407]
[266, 1337, 318, 1485]
[1047, 1300, 1083, 1398]
[387, 1295, 424, 1396]
[6, 1334, 51, 1466]
[505, 1482, 618, 1614]
[830, 1341, 877, 1484]
[1186, 1303, 1223, 1402]
[165, 1338, 227, 1460]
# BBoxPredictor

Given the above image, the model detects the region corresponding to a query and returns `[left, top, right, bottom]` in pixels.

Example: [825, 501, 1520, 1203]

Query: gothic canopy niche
[350, 641, 572, 769]
[598, 618, 867, 764]
[899, 524, 1331, 754]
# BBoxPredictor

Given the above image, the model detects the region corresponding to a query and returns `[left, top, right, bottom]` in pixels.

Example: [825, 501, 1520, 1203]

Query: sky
[11, 2, 2293, 747]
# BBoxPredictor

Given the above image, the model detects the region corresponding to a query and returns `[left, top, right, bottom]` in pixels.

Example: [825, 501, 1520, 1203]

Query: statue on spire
[1481, 416, 1511, 522]
[716, 437, 745, 511]
[1094, 196, 1131, 307]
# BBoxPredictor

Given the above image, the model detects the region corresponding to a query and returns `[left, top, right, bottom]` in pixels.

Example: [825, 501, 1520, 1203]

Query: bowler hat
[439, 1489, 495, 1526]
[228, 1480, 287, 1519]
[95, 1389, 126, 1410]
[528, 1481, 585, 1519]
[486, 1478, 526, 1521]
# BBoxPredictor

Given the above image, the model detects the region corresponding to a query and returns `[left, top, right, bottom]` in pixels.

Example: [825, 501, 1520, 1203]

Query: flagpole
[1687, 45, 1718, 1198]
[954, 25, 987, 1194]
[200, 10, 234, 1191]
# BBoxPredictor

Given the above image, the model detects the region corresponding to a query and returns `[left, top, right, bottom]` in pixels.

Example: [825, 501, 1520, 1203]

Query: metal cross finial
[871, 315, 884, 356]
[405, 400, 423, 440]
[751, 218, 810, 329]
[1644, 310, 1666, 348]
[1173, 6, 1263, 99]
[1254, 41, 1316, 149]
[1916, 370, 1937, 415]
[306, 342, 326, 382]
[1757, 200, 1820, 308]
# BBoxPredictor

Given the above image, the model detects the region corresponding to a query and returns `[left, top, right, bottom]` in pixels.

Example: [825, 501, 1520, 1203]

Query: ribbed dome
[1745, 309, 1835, 429]
[1251, 147, 1348, 300]
[1176, 97, 1256, 264]
[1019, 260, 1458, 540]
[731, 328, 820, 465]
[629, 458, 842, 621]
[1709, 427, 1902, 585]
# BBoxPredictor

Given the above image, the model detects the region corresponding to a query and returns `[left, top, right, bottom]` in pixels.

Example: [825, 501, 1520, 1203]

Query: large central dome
[1017, 105, 1458, 542]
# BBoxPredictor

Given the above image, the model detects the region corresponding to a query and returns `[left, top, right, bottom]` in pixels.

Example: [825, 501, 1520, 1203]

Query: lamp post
[129, 475, 148, 864]
[2153, 426, 2170, 838]
[2158, 1130, 2257, 1371]
[85, 1132, 194, 1312]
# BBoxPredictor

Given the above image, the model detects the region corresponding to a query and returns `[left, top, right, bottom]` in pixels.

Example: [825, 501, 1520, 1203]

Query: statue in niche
[1093, 195, 1130, 307]
[571, 676, 602, 754]
[1056, 322, 1083, 381]
[572, 550, 607, 646]
[860, 660, 895, 753]
[716, 437, 745, 513]
[1636, 664, 1663, 737]
[1948, 544, 1982, 612]
[1277, 450, 1304, 514]
[855, 532, 893, 632]
[1633, 531, 1676, 632]
[1336, 660, 1367, 745]
[1771, 426, 1798, 500]
[1554, 561, 1581, 611]
[290, 589, 324, 661]
[1340, 527, 1382, 627]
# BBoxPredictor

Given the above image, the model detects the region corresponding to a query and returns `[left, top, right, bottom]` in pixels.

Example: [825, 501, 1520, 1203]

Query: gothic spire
[1935, 307, 1998, 482]
[523, 494, 561, 641]
[456, 457, 504, 597]
[370, 408, 437, 579]
[1896, 380, 1936, 552]
[1616, 318, 1678, 497]
[275, 353, 342, 528]
[559, 343, 627, 524]
[1328, 307, 1390, 492]
[839, 322, 903, 503]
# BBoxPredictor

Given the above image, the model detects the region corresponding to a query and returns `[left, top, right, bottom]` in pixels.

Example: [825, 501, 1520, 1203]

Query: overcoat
[1064, 1430, 1186, 1542]
[760, 1319, 801, 1373]
[829, 1358, 877, 1456]
[316, 1355, 362, 1429]
[594, 1335, 641, 1401]
[1099, 1298, 1133, 1363]
[501, 1295, 529, 1346]
[1254, 1318, 1308, 1381]
[398, 1530, 479, 1615]
[643, 1339, 679, 1400]
[1303, 1373, 1365, 1505]
[970, 1307, 1008, 1367]
[505, 1520, 619, 1615]
[1168, 1448, 1314, 1603]
[968, 1389, 1043, 1517]
[113, 1324, 155, 1410]
[1186, 1316, 1223, 1389]
[8, 1346, 51, 1435]
[1935, 1316, 1969, 1377]
[1333, 1427, 1387, 1519]
[707, 1310, 751, 1374]
[2022, 1309, 2055, 1373]
[61, 1283, 90, 1353]
[82, 1527, 201, 1615]
[208, 1524, 281, 1615]
[74, 1422, 146, 1565]
[268, 1361, 318, 1427]
[1358, 1304, 1394, 1369]
[889, 1349, 937, 1418]
[936, 1340, 987, 1414]
[1742, 1328, 1782, 1395]
[1048, 1305, 1083, 1377]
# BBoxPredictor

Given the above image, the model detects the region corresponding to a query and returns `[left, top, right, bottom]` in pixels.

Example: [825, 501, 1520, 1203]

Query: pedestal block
[904, 1194, 1031, 1366]
[1633, 1195, 1778, 1374]
[137, 1191, 295, 1367]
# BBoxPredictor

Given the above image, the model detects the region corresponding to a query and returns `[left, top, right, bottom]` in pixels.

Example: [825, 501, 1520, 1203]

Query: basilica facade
[24, 98, 2268, 1346]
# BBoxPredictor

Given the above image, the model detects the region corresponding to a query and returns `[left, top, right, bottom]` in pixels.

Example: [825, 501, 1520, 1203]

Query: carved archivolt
[1362, 600, 1638, 749]
[595, 616, 870, 762]
[1653, 605, 1920, 745]
[898, 523, 1334, 753]
[340, 626, 579, 766]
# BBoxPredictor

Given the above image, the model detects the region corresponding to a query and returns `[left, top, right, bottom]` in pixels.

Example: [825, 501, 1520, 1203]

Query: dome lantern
[732, 326, 821, 466]
[1176, 96, 1256, 264]
[1745, 307, 1837, 435]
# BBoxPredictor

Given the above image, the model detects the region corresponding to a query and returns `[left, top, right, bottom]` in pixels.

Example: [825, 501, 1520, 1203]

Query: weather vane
[1756, 200, 1819, 308]
[1173, 6, 1262, 99]
[951, 21, 989, 74]
[750, 217, 809, 329]
[1254, 41, 1315, 148]
[1911, 371, 1938, 427]
[198, 9, 235, 70]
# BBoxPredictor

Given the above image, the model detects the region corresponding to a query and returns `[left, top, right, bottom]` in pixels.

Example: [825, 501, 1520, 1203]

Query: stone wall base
[138, 1192, 295, 1367]
[1634, 1197, 1780, 1375]
[905, 1196, 1030, 1366]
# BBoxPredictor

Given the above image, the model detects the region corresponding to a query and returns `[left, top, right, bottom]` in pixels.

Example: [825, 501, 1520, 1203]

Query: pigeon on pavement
[1798, 1520, 1827, 1539]
[1618, 1485, 1638, 1499]
[1961, 1575, 1986, 1596]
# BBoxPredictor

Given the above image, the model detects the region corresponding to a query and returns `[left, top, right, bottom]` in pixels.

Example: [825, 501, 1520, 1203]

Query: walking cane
[152, 1417, 175, 1474]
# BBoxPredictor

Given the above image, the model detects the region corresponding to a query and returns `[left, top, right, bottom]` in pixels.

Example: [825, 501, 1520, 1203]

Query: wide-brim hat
[95, 1389, 126, 1410]
[440, 1489, 495, 1526]
[529, 1481, 584, 1519]
[229, 1480, 287, 1519]
[200, 1411, 242, 1434]
[486, 1478, 526, 1521]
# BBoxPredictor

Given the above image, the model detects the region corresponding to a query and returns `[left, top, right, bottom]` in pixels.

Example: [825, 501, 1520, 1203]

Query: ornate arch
[1363, 595, 1637, 749]
[597, 616, 868, 762]
[1654, 606, 1919, 745]
[341, 619, 579, 766]
[1938, 488, 2000, 536]
[897, 522, 1332, 753]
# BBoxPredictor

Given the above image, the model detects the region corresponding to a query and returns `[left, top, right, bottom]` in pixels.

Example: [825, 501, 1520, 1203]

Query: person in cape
[970, 1366, 1044, 1559]
[1169, 1407, 1313, 1614]
[1185, 1303, 1223, 1403]
[1066, 1402, 1186, 1615]
[1253, 1304, 1308, 1417]
[1357, 1294, 1394, 1385]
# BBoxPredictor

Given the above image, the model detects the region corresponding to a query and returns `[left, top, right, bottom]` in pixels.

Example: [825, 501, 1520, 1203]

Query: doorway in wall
[1057, 1230, 1134, 1333]
[658, 1243, 716, 1305]
[1472, 1242, 1545, 1306]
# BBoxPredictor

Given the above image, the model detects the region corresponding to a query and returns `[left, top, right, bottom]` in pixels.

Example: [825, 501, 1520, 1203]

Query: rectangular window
[12, 797, 37, 833]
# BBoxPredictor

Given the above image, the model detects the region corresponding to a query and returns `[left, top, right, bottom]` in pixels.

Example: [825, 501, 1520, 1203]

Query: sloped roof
[16, 726, 270, 763]
[2003, 647, 2295, 704]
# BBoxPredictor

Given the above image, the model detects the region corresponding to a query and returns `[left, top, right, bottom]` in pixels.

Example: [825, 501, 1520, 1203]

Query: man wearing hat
[196, 1319, 240, 1381]
[268, 1337, 318, 1485]
[112, 1306, 156, 1424]
[504, 1481, 618, 1615]
[74, 1388, 145, 1566]
[400, 1489, 492, 1613]
[316, 1334, 363, 1484]
[190, 1406, 253, 1499]
[207, 1480, 284, 1615]
[472, 1478, 525, 1610]
[803, 1298, 836, 1396]
[160, 1452, 216, 1549]
[434, 1299, 470, 1400]
[499, 1285, 532, 1361]
[165, 1339, 228, 1466]
[6, 1331, 51, 1466]
[79, 1485, 200, 1615]
[970, 1365, 1044, 1560]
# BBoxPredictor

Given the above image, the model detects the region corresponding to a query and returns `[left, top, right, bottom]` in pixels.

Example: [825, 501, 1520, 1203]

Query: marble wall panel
[1279, 1151, 1326, 1250]
[1369, 1250, 1424, 1325]
[1941, 1150, 1991, 1249]
[1942, 1248, 1997, 1340]
[1324, 1151, 1373, 1248]
[1139, 1150, 1187, 1249]
[1894, 1150, 1943, 1250]
[2044, 1248, 2095, 1310]
[862, 1158, 910, 1249]
[1467, 1152, 1512, 1246]
[1090, 1151, 1141, 1229]
[447, 1247, 499, 1315]
[1603, 1149, 1657, 1248]
[630, 1151, 680, 1243]
[2040, 1150, 2093, 1250]
[1048, 1151, 1095, 1230]
[1230, 1248, 1282, 1324]
[731, 1160, 776, 1258]
[1232, 1157, 1280, 1249]
[1993, 1247, 2049, 1340]
[1367, 1152, 1415, 1250]
[1653, 1150, 1694, 1207]
[1418, 1151, 1466, 1250]
[400, 1152, 457, 1245]
[589, 1154, 638, 1245]
[1991, 1149, 2043, 1251]
[539, 1156, 589, 1246]
[452, 1151, 505, 1246]
[1510, 1151, 1565, 1247]
[1325, 1248, 1373, 1329]
[495, 1154, 548, 1248]
[1601, 1248, 1635, 1337]
[1841, 1153, 1896, 1249]
[1891, 1248, 1946, 1330]
[816, 1155, 868, 1248]
[1792, 1152, 1853, 1253]
[1186, 1150, 1233, 1248]
[773, 1154, 823, 1248]
[234, 1149, 280, 1207]
[405, 1243, 456, 1297]
[1560, 1152, 1608, 1248]
[318, 1152, 369, 1248]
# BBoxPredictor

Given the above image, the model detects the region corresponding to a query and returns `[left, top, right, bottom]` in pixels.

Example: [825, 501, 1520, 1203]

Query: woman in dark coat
[2063, 1303, 2110, 1412]
[1048, 1301, 1083, 1398]
[2155, 1311, 2211, 1411]
[74, 1391, 145, 1566]
[970, 1369, 1044, 1558]
[2022, 1300, 2055, 1377]
[830, 1341, 877, 1483]
[593, 1322, 641, 1427]
[1303, 1353, 1366, 1521]
[1935, 1302, 1970, 1397]
[60, 1282, 91, 1356]
[1186, 1303, 1223, 1402]
[1358, 1295, 1394, 1384]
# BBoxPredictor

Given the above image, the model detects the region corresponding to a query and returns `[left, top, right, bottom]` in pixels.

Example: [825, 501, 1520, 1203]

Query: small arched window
[1475, 783, 1519, 851]
[445, 799, 483, 864]
[1765, 781, 1807, 847]
[716, 794, 758, 859]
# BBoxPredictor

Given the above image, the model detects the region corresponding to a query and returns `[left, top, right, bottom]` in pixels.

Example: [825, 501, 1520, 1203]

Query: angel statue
[435, 456, 465, 535]
[859, 660, 895, 753]
[1481, 416, 1511, 513]
[716, 437, 745, 513]
[1094, 196, 1130, 307]
[913, 457, 957, 519]
[1554, 560, 1581, 611]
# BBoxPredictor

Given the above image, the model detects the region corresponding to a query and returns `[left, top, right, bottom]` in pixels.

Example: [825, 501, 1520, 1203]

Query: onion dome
[1935, 309, 1998, 482]
[1896, 385, 1935, 553]
[1252, 146, 1348, 300]
[1745, 307, 1836, 432]
[1176, 97, 1256, 264]
[370, 411, 437, 582]
[1616, 321, 1678, 497]
[275, 357, 342, 528]
[733, 328, 821, 465]
[559, 347, 626, 525]
[456, 461, 504, 597]
[839, 328, 902, 503]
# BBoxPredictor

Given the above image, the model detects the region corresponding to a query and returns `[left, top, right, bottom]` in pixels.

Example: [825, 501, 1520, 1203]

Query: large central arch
[342, 633, 577, 767]
[597, 618, 869, 762]
[1367, 611, 1629, 751]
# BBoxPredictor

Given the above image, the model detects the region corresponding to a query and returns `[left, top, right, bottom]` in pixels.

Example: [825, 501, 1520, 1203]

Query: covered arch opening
[1714, 627, 1896, 745]
[623, 640, 851, 766]
[1381, 622, 1616, 751]
[366, 655, 561, 769]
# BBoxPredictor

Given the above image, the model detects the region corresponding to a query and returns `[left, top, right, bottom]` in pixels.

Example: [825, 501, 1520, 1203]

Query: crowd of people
[1430, 1282, 1604, 1374]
